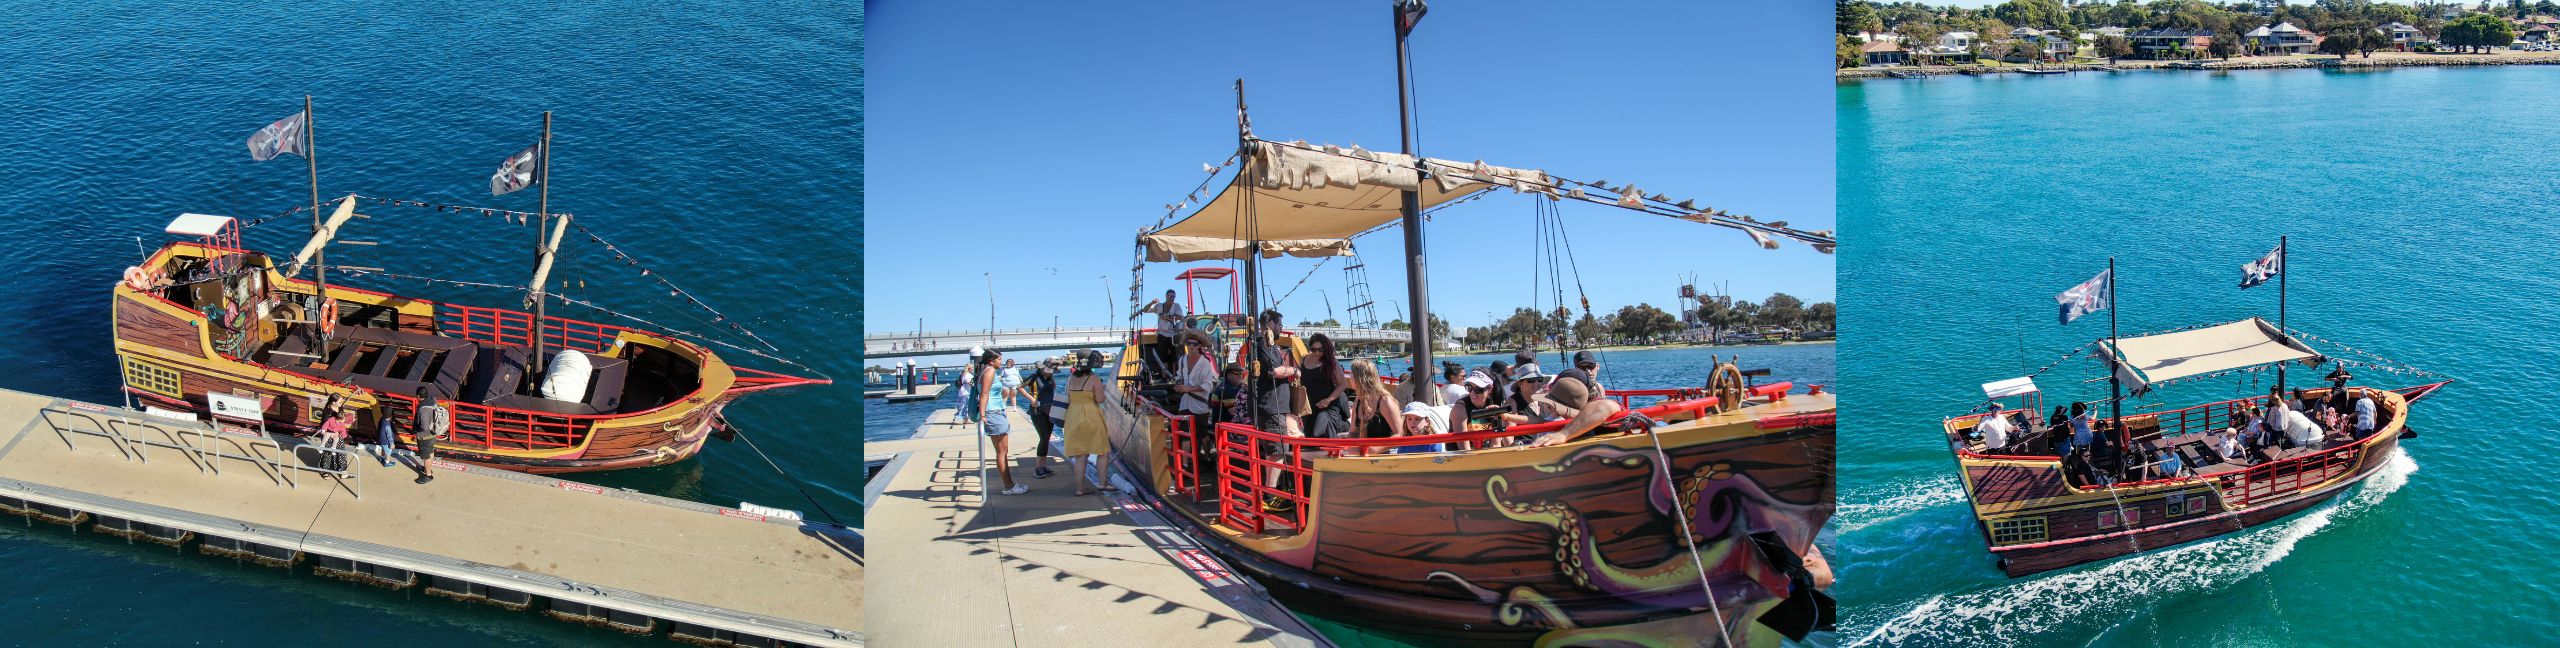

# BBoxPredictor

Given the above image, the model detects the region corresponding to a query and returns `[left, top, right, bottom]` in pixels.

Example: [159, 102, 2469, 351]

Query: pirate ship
[1093, 3, 1841, 643]
[1946, 250, 2446, 577]
[111, 106, 824, 474]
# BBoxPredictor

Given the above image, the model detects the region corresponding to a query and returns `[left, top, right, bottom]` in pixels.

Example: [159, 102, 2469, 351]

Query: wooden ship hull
[114, 236, 820, 474]
[1951, 383, 2442, 578]
[1106, 332, 1834, 644]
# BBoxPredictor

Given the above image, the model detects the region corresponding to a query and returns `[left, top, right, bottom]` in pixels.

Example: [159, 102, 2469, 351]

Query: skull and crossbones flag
[490, 141, 543, 196]
[245, 109, 309, 161]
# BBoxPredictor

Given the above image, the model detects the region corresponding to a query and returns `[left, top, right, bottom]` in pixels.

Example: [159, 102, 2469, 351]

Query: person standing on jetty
[1026, 358, 1062, 479]
[1063, 350, 1114, 496]
[977, 349, 1028, 495]
[412, 389, 449, 484]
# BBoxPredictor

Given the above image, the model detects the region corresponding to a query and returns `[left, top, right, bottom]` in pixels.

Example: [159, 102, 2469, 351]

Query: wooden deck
[864, 408, 1328, 648]
[0, 388, 860, 646]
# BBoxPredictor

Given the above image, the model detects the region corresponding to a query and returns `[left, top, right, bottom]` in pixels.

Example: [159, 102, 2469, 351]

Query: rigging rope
[1638, 419, 1734, 648]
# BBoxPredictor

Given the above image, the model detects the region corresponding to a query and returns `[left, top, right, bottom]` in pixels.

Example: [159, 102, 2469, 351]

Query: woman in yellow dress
[1064, 352, 1113, 496]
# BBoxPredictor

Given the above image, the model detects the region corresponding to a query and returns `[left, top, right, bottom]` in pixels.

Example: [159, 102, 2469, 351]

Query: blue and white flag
[2057, 268, 2110, 325]
[2239, 244, 2282, 289]
[245, 109, 309, 161]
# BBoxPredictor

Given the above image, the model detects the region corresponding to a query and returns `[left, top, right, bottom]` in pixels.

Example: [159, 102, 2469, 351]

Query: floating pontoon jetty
[0, 388, 861, 646]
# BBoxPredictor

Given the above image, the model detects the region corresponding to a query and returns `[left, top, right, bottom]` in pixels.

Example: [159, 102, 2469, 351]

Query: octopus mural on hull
[1408, 440, 1832, 646]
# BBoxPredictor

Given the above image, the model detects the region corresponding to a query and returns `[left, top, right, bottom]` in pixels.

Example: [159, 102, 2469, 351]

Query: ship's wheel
[1705, 361, 1748, 413]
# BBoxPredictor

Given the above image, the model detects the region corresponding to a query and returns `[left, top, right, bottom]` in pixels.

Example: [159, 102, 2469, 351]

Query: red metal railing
[435, 304, 630, 355]
[1198, 392, 1736, 533]
[1957, 388, 2390, 506]
[1149, 400, 1205, 499]
[376, 389, 590, 452]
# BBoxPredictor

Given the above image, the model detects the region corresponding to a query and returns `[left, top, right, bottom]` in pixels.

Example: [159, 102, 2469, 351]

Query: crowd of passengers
[1131, 295, 1636, 514]
[1968, 369, 2382, 487]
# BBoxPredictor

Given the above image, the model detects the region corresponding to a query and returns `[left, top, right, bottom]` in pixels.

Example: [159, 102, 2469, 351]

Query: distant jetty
[1841, 52, 2560, 79]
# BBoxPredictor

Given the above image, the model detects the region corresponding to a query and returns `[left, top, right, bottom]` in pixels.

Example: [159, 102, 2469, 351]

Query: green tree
[2444, 13, 2518, 51]
[2095, 34, 2136, 61]
[2208, 31, 2242, 58]
[2320, 19, 2383, 57]
[1840, 0, 1882, 35]
[1382, 318, 1408, 331]
[1993, 0, 2069, 29]
[1807, 302, 1838, 331]
[1840, 34, 1864, 68]
[1901, 23, 1946, 64]
[1573, 314, 1607, 345]
[1760, 293, 1808, 331]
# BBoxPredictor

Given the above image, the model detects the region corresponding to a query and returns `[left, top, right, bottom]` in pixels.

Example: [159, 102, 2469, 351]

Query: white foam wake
[1847, 450, 2418, 647]
[1836, 474, 1966, 534]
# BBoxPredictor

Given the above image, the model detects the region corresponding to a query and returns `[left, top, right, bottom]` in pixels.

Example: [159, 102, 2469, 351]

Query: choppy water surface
[1840, 67, 2560, 645]
[0, 3, 857, 643]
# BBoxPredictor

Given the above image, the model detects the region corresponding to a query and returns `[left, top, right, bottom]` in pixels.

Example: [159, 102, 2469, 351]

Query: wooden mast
[307, 95, 331, 354]
[1393, 0, 1435, 404]
[1234, 78, 1263, 431]
[2276, 235, 2287, 392]
[2108, 256, 2123, 452]
[528, 112, 557, 381]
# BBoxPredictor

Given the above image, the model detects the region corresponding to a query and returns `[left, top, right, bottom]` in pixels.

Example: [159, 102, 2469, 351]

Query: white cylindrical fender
[539, 349, 594, 402]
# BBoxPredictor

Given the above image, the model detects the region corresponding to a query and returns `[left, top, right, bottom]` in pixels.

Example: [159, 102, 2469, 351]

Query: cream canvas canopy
[2097, 317, 2319, 393]
[1140, 139, 1549, 262]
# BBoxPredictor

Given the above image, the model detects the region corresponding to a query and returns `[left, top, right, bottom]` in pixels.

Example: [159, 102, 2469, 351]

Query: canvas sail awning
[2097, 318, 2319, 393]
[1139, 139, 1548, 262]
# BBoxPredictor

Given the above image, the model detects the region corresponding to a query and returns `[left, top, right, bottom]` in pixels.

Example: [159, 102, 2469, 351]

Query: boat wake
[1834, 474, 1964, 534]
[1847, 450, 2418, 647]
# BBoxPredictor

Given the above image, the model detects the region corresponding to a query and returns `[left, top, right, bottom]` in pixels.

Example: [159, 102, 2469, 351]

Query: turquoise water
[1839, 68, 2557, 645]
[0, 2, 857, 644]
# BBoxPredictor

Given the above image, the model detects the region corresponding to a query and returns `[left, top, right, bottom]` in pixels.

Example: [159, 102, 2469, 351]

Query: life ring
[121, 266, 155, 291]
[1705, 362, 1747, 414]
[317, 297, 338, 337]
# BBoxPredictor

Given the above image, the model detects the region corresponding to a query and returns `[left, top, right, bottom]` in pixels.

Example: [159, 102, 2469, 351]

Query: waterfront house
[2131, 28, 2213, 59]
[1940, 30, 1979, 50]
[2000, 27, 2079, 62]
[1862, 39, 1908, 66]
[2380, 22, 2424, 49]
[2246, 22, 2317, 55]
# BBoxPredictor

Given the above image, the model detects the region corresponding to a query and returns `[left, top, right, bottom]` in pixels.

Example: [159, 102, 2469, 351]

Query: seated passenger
[1527, 375, 1623, 448]
[2153, 446, 2186, 479]
[1394, 401, 1450, 454]
[2354, 389, 2378, 437]
[2213, 426, 2247, 463]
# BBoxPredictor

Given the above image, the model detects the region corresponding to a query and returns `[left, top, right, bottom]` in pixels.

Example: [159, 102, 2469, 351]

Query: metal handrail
[41, 405, 361, 500]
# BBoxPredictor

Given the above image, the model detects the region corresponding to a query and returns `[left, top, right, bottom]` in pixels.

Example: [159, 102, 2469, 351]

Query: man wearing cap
[1974, 403, 2016, 453]
[1026, 358, 1063, 479]
[1528, 372, 1623, 448]
[1555, 350, 1605, 400]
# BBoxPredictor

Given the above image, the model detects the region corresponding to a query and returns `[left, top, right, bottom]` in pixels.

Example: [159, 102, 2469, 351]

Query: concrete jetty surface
[864, 408, 1328, 648]
[0, 388, 860, 646]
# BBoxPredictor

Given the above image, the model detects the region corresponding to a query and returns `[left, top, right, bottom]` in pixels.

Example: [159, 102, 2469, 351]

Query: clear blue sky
[864, 1, 1834, 335]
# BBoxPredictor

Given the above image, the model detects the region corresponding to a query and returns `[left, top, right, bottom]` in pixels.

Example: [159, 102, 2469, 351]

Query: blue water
[1839, 67, 2558, 645]
[0, 2, 857, 644]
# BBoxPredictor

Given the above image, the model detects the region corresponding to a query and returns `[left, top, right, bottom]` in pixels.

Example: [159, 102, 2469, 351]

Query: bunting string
[249, 196, 817, 378]
[549, 294, 825, 378]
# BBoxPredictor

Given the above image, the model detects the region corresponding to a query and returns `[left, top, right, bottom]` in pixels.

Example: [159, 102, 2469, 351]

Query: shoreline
[1839, 51, 2560, 79]
[1459, 339, 1837, 355]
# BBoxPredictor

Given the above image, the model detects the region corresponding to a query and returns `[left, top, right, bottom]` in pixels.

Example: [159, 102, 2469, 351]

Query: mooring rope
[728, 420, 847, 527]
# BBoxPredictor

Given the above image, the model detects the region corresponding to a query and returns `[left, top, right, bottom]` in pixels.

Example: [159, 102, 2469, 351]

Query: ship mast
[2276, 234, 2287, 392]
[1234, 79, 1263, 430]
[526, 112, 565, 381]
[2108, 256, 2123, 451]
[306, 95, 331, 353]
[1392, 0, 1435, 403]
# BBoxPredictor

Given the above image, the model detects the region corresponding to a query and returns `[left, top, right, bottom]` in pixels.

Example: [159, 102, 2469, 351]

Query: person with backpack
[412, 388, 451, 484]
[978, 349, 1028, 495]
[956, 347, 984, 425]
